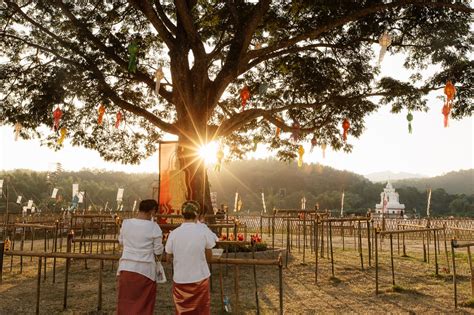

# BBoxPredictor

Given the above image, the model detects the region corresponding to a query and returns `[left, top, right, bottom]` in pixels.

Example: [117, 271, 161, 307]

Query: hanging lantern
[14, 122, 22, 141]
[258, 82, 268, 95]
[252, 138, 259, 152]
[58, 127, 67, 145]
[406, 112, 413, 134]
[215, 147, 224, 172]
[298, 145, 305, 168]
[291, 122, 301, 142]
[342, 118, 350, 141]
[310, 135, 317, 152]
[155, 67, 164, 95]
[321, 143, 327, 159]
[444, 80, 456, 104]
[53, 106, 62, 131]
[115, 112, 123, 128]
[377, 31, 392, 65]
[240, 86, 250, 110]
[442, 104, 451, 128]
[275, 116, 283, 138]
[442, 81, 456, 128]
[128, 41, 138, 73]
[97, 104, 106, 125]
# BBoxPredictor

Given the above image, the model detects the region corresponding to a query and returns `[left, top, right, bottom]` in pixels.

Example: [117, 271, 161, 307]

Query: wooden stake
[358, 220, 364, 270]
[375, 229, 379, 295]
[315, 217, 319, 284]
[390, 233, 395, 286]
[452, 240, 457, 308]
[434, 230, 439, 275]
[36, 256, 42, 315]
[329, 221, 334, 277]
[443, 225, 450, 273]
[467, 246, 473, 299]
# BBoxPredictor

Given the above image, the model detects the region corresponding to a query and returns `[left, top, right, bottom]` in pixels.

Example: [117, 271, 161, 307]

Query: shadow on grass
[461, 298, 474, 308]
[386, 284, 426, 296]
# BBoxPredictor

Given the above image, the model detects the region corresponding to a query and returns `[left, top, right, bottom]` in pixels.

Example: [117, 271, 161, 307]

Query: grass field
[1, 235, 474, 314]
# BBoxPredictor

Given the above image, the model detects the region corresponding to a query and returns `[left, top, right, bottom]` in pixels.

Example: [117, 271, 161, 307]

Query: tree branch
[127, 0, 176, 49]
[154, 0, 177, 35]
[174, 0, 206, 59]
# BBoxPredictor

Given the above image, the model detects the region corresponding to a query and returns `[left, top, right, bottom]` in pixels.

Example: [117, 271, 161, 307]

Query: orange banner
[158, 142, 187, 222]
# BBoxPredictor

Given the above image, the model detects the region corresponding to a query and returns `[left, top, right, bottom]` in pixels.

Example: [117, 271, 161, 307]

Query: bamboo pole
[63, 231, 73, 310]
[390, 234, 395, 286]
[468, 246, 473, 299]
[434, 230, 439, 275]
[358, 220, 364, 270]
[452, 240, 457, 308]
[329, 221, 334, 277]
[444, 225, 451, 273]
[279, 257, 283, 315]
[375, 229, 379, 295]
[36, 256, 42, 315]
[315, 217, 319, 284]
[367, 220, 371, 267]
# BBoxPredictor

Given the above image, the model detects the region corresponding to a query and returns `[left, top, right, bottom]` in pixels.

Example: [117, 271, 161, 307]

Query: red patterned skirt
[117, 271, 156, 315]
[172, 277, 210, 315]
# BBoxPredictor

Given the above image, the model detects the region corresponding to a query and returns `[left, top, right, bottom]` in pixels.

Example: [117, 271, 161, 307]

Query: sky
[1, 52, 473, 177]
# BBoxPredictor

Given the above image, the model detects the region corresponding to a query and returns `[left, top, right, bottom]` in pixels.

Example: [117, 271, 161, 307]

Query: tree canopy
[1, 0, 472, 209]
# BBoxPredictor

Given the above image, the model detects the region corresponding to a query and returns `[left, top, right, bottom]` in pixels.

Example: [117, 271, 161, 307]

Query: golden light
[198, 141, 219, 165]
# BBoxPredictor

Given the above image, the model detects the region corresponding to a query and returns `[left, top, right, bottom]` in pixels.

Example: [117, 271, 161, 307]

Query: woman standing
[117, 199, 163, 314]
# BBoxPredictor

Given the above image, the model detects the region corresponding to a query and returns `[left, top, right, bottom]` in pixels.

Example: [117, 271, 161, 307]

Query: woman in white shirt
[165, 201, 216, 314]
[117, 199, 163, 315]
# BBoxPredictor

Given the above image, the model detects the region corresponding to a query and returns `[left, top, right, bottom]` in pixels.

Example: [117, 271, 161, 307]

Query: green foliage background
[1, 160, 472, 217]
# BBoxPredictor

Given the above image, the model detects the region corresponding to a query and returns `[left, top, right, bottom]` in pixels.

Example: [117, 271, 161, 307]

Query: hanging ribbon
[58, 127, 67, 145]
[442, 104, 451, 128]
[298, 145, 305, 168]
[253, 138, 259, 152]
[215, 147, 224, 172]
[53, 106, 62, 131]
[274, 115, 283, 138]
[155, 66, 164, 95]
[321, 143, 327, 159]
[14, 123, 22, 141]
[115, 112, 123, 129]
[128, 41, 138, 73]
[310, 135, 317, 152]
[98, 104, 106, 125]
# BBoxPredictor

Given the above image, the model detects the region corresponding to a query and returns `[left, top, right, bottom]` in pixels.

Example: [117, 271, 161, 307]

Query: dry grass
[1, 234, 474, 314]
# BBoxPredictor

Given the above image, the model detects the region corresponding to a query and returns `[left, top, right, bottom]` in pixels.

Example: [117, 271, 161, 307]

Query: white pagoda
[375, 182, 405, 217]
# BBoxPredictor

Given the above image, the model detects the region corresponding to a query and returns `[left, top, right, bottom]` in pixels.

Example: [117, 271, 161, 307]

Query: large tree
[1, 1, 472, 211]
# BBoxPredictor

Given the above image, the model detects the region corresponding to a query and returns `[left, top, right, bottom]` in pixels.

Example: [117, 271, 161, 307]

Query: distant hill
[392, 169, 474, 195]
[365, 171, 426, 182]
[1, 163, 472, 216]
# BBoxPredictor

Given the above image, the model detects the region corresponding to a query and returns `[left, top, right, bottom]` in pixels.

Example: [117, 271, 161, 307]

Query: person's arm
[164, 232, 173, 263]
[205, 248, 213, 262]
[118, 221, 125, 245]
[153, 226, 164, 256]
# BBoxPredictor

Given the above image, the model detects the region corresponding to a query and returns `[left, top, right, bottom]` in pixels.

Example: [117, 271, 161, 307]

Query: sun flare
[198, 141, 219, 165]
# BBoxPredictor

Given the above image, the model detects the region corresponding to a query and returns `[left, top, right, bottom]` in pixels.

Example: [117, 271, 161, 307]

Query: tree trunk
[178, 136, 213, 215]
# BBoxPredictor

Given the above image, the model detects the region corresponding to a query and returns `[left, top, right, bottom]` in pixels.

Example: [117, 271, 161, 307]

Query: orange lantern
[115, 111, 122, 128]
[97, 104, 106, 125]
[342, 118, 350, 141]
[53, 106, 62, 131]
[444, 80, 456, 103]
[240, 86, 250, 110]
[442, 81, 456, 128]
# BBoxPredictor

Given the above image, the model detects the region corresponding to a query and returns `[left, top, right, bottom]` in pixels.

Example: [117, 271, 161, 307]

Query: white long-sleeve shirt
[117, 218, 163, 282]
